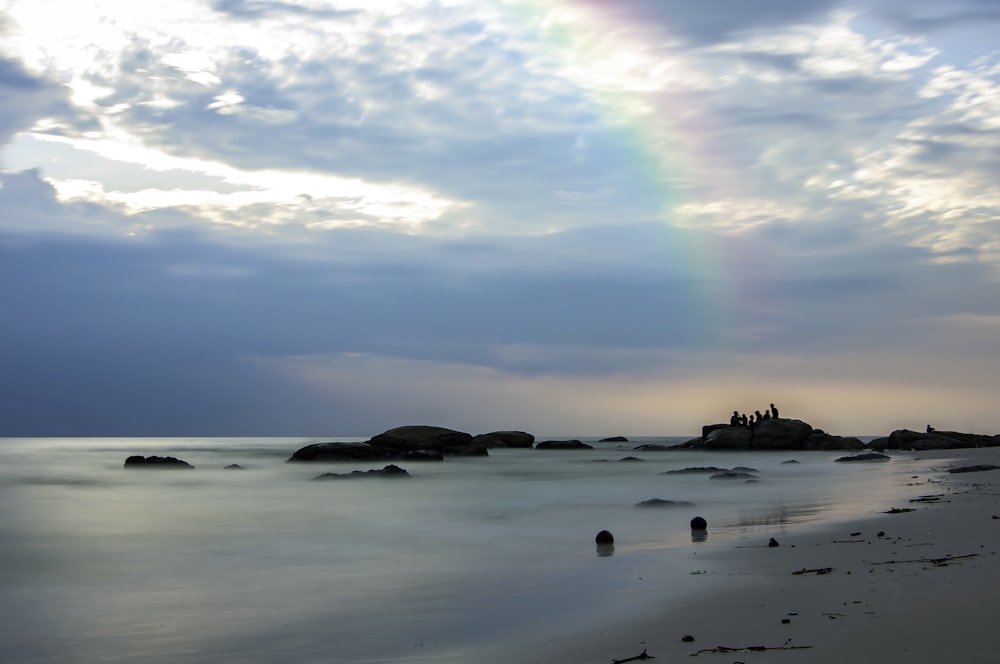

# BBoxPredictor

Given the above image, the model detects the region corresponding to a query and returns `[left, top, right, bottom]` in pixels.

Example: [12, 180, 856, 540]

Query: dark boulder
[224, 464, 245, 470]
[124, 455, 194, 469]
[835, 452, 890, 462]
[313, 464, 411, 480]
[368, 425, 487, 457]
[288, 442, 400, 463]
[635, 498, 694, 508]
[535, 439, 594, 450]
[472, 430, 535, 449]
[619, 456, 644, 462]
[599, 436, 630, 442]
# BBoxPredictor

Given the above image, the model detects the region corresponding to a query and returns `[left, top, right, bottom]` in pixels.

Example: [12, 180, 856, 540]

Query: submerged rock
[948, 464, 1000, 474]
[835, 452, 890, 462]
[660, 466, 728, 475]
[124, 455, 194, 469]
[534, 440, 594, 450]
[313, 464, 411, 480]
[599, 436, 629, 442]
[635, 498, 694, 508]
[631, 443, 676, 452]
[710, 471, 757, 480]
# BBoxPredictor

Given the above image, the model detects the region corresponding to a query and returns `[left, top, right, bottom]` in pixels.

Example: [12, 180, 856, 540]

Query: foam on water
[0, 437, 952, 663]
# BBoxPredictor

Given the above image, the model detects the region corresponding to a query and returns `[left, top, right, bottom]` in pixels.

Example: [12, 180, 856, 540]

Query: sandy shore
[510, 447, 1000, 664]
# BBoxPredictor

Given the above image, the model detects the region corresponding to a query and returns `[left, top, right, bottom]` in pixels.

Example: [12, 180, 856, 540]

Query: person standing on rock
[730, 411, 740, 426]
[770, 403, 779, 419]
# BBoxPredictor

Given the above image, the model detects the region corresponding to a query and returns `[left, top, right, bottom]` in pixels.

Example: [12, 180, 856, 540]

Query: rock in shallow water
[124, 455, 194, 469]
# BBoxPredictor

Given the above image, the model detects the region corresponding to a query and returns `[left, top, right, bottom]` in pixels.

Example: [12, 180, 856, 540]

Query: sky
[1, 0, 999, 437]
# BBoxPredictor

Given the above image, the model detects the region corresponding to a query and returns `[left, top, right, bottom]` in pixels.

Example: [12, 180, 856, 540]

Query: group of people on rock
[729, 403, 779, 428]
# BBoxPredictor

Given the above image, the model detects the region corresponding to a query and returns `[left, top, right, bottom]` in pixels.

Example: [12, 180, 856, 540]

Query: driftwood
[612, 649, 654, 663]
[694, 645, 813, 654]
[864, 553, 979, 566]
[792, 567, 833, 575]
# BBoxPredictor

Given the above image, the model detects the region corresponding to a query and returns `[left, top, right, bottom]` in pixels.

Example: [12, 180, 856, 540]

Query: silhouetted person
[762, 410, 771, 420]
[740, 413, 748, 427]
[927, 424, 935, 433]
[770, 403, 779, 418]
[730, 411, 740, 426]
[754, 410, 763, 423]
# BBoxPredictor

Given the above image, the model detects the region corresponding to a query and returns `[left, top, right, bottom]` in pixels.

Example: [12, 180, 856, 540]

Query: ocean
[0, 436, 951, 663]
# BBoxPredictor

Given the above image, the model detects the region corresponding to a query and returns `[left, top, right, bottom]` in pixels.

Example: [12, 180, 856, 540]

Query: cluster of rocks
[122, 421, 1000, 476]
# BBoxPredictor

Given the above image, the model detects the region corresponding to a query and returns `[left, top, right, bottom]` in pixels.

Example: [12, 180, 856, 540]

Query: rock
[732, 466, 759, 473]
[313, 464, 411, 480]
[599, 436, 629, 442]
[704, 426, 753, 450]
[535, 439, 594, 450]
[368, 425, 486, 456]
[287, 442, 401, 463]
[631, 443, 676, 452]
[223, 464, 245, 470]
[710, 471, 756, 480]
[618, 456, 644, 462]
[768, 537, 780, 547]
[751, 418, 814, 450]
[401, 449, 445, 462]
[948, 464, 1000, 474]
[471, 431, 535, 448]
[835, 452, 890, 462]
[660, 466, 729, 475]
[781, 459, 800, 464]
[804, 431, 866, 450]
[124, 455, 194, 469]
[867, 436, 891, 450]
[702, 423, 730, 439]
[595, 530, 614, 544]
[879, 429, 999, 451]
[690, 516, 707, 530]
[635, 498, 694, 508]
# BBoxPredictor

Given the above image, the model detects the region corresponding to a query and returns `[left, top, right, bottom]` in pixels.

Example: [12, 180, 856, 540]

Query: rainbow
[499, 0, 743, 347]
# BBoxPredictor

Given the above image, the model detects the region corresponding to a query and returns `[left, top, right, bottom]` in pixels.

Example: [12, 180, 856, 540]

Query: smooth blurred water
[0, 437, 951, 663]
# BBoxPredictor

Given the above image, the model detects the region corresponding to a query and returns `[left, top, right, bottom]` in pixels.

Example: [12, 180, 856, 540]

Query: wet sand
[511, 447, 1000, 664]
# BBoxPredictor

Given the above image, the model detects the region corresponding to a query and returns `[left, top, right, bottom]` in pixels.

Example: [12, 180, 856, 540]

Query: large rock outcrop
[870, 429, 1000, 451]
[681, 418, 864, 451]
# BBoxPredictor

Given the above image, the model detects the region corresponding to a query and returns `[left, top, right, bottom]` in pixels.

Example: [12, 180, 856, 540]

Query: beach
[513, 447, 1000, 664]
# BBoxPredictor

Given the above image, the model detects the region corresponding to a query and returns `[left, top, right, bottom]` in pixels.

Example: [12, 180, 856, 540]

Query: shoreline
[498, 447, 1000, 664]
